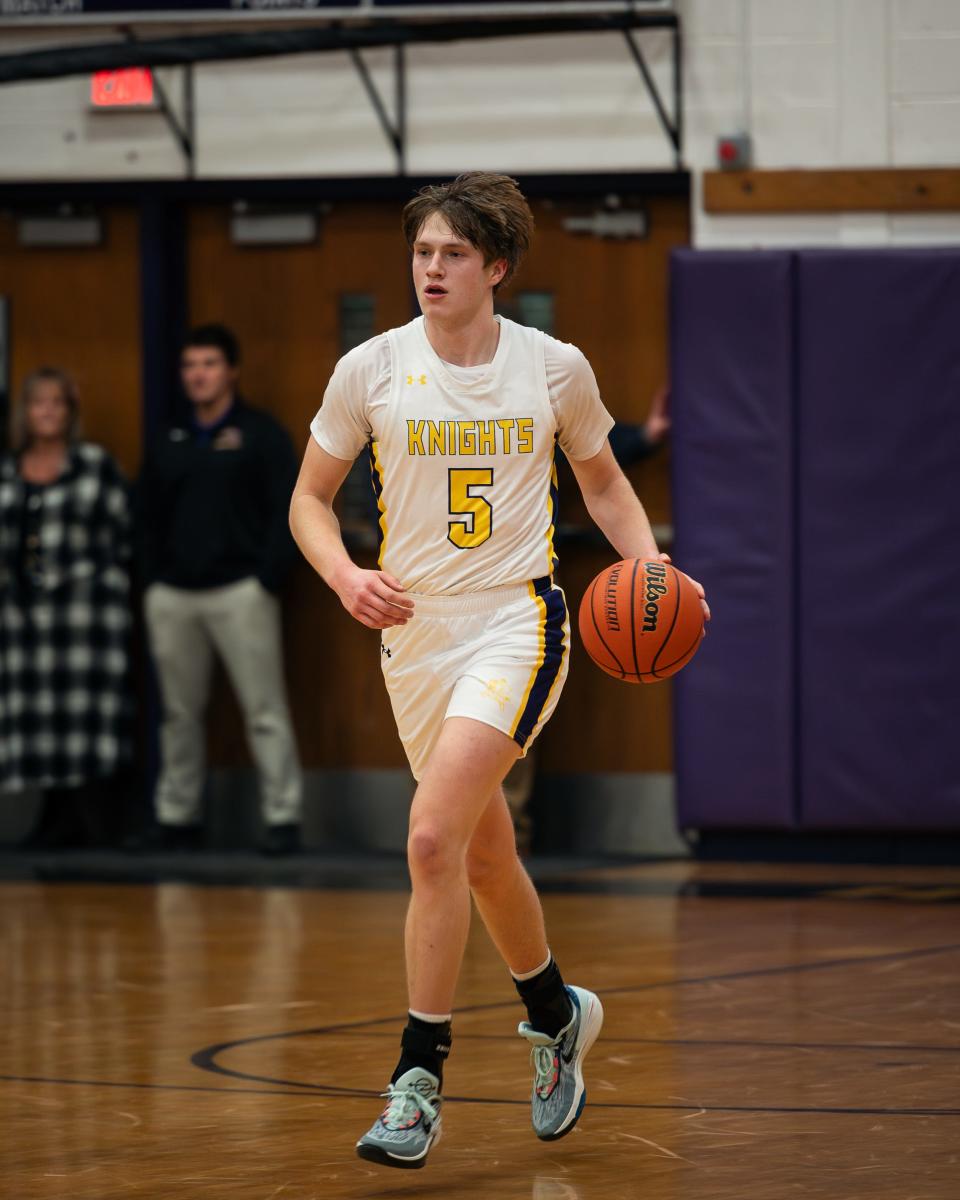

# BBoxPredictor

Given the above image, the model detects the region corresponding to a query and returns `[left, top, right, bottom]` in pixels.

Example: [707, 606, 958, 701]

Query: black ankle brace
[391, 1015, 452, 1087]
[515, 958, 572, 1039]
[400, 1020, 452, 1062]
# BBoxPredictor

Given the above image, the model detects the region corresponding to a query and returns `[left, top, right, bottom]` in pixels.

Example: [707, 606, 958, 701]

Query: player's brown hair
[401, 172, 534, 293]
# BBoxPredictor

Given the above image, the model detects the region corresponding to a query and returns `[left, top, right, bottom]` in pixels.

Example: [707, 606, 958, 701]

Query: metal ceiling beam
[0, 13, 678, 84]
[0, 171, 690, 206]
[0, 3, 676, 30]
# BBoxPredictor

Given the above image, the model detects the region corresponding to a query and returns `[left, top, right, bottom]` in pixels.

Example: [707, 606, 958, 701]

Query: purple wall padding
[797, 251, 960, 828]
[671, 251, 797, 829]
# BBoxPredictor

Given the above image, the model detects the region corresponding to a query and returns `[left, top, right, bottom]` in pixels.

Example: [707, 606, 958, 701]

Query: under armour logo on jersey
[406, 373, 427, 386]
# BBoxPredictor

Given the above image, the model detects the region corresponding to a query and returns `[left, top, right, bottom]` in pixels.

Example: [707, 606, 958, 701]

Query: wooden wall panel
[188, 195, 689, 774]
[188, 203, 411, 770]
[188, 202, 412, 445]
[703, 167, 960, 214]
[0, 207, 142, 478]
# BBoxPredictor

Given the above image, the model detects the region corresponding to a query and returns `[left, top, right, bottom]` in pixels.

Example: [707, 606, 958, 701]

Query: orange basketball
[578, 558, 704, 683]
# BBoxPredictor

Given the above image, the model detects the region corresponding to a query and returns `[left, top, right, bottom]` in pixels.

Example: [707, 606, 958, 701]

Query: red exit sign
[91, 68, 155, 108]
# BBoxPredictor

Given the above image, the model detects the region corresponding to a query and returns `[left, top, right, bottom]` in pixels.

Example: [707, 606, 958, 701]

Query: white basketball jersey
[371, 316, 558, 595]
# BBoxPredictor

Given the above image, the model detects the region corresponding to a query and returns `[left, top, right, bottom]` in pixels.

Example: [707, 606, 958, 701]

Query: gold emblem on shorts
[483, 678, 511, 711]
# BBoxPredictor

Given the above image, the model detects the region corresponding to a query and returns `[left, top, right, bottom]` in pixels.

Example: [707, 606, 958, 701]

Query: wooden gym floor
[2, 858, 959, 1199]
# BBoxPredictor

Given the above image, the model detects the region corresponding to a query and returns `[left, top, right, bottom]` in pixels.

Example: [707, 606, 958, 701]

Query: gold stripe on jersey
[370, 440, 388, 568]
[511, 582, 548, 739]
[545, 452, 559, 576]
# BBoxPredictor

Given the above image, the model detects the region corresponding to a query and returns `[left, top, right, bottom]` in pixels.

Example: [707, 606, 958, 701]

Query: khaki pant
[144, 578, 302, 827]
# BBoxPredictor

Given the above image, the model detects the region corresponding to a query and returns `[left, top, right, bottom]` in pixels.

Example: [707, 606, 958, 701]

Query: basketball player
[290, 173, 709, 1169]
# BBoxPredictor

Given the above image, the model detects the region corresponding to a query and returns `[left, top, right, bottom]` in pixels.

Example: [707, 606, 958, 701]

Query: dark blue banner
[0, 1, 360, 13]
[0, 0, 544, 14]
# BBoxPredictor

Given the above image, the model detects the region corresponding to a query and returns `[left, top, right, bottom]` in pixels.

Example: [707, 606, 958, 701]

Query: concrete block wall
[0, 3, 958, 234]
[691, 0, 960, 245]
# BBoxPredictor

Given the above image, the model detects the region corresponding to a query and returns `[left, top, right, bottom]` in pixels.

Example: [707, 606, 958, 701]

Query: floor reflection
[532, 1176, 583, 1200]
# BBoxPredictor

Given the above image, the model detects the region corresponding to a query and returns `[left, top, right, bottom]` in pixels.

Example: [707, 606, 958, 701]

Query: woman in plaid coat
[0, 367, 133, 845]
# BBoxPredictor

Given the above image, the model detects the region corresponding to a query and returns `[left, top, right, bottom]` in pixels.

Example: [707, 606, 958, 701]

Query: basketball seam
[652, 629, 702, 678]
[651, 564, 683, 674]
[629, 558, 641, 679]
[588, 574, 626, 678]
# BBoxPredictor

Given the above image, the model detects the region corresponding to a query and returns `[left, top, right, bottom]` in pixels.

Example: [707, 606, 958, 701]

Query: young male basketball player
[290, 173, 708, 1169]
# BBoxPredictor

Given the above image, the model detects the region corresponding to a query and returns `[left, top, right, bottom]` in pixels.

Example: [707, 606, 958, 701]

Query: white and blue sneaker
[517, 985, 603, 1141]
[355, 1066, 442, 1169]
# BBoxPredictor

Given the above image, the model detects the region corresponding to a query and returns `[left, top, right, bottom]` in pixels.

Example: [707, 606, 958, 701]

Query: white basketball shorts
[380, 576, 570, 781]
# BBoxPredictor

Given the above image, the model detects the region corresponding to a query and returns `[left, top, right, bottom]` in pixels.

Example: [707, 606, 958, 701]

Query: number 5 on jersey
[448, 467, 494, 549]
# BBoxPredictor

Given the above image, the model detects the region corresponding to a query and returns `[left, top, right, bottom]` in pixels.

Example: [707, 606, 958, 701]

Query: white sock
[511, 950, 552, 983]
[409, 1008, 452, 1023]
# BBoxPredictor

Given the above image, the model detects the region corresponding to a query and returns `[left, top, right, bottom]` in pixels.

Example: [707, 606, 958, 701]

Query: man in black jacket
[139, 324, 302, 854]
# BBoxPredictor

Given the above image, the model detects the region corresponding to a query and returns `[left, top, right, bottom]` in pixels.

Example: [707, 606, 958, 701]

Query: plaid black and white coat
[0, 443, 133, 790]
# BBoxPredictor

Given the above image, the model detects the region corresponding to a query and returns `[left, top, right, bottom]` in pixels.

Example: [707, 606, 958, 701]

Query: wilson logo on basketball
[641, 563, 669, 633]
[604, 563, 622, 631]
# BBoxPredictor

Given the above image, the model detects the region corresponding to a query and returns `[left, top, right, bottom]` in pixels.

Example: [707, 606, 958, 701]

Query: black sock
[391, 1014, 452, 1088]
[514, 957, 573, 1039]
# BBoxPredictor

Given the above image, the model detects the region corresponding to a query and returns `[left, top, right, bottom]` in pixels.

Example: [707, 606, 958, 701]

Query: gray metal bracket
[122, 29, 195, 176]
[349, 43, 406, 174]
[622, 26, 682, 169]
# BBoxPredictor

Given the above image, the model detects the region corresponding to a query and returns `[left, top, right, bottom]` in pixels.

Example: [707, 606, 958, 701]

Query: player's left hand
[658, 552, 710, 626]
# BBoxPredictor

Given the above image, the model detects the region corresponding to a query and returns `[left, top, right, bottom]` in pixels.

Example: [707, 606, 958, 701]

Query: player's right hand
[334, 565, 414, 629]
[658, 552, 710, 626]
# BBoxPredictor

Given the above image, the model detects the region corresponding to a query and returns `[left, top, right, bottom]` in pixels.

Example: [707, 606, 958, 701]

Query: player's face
[412, 213, 506, 323]
[180, 346, 237, 407]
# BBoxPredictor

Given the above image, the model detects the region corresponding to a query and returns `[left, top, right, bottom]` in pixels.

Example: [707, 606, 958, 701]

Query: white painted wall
[690, 0, 960, 245]
[0, 1, 958, 245]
